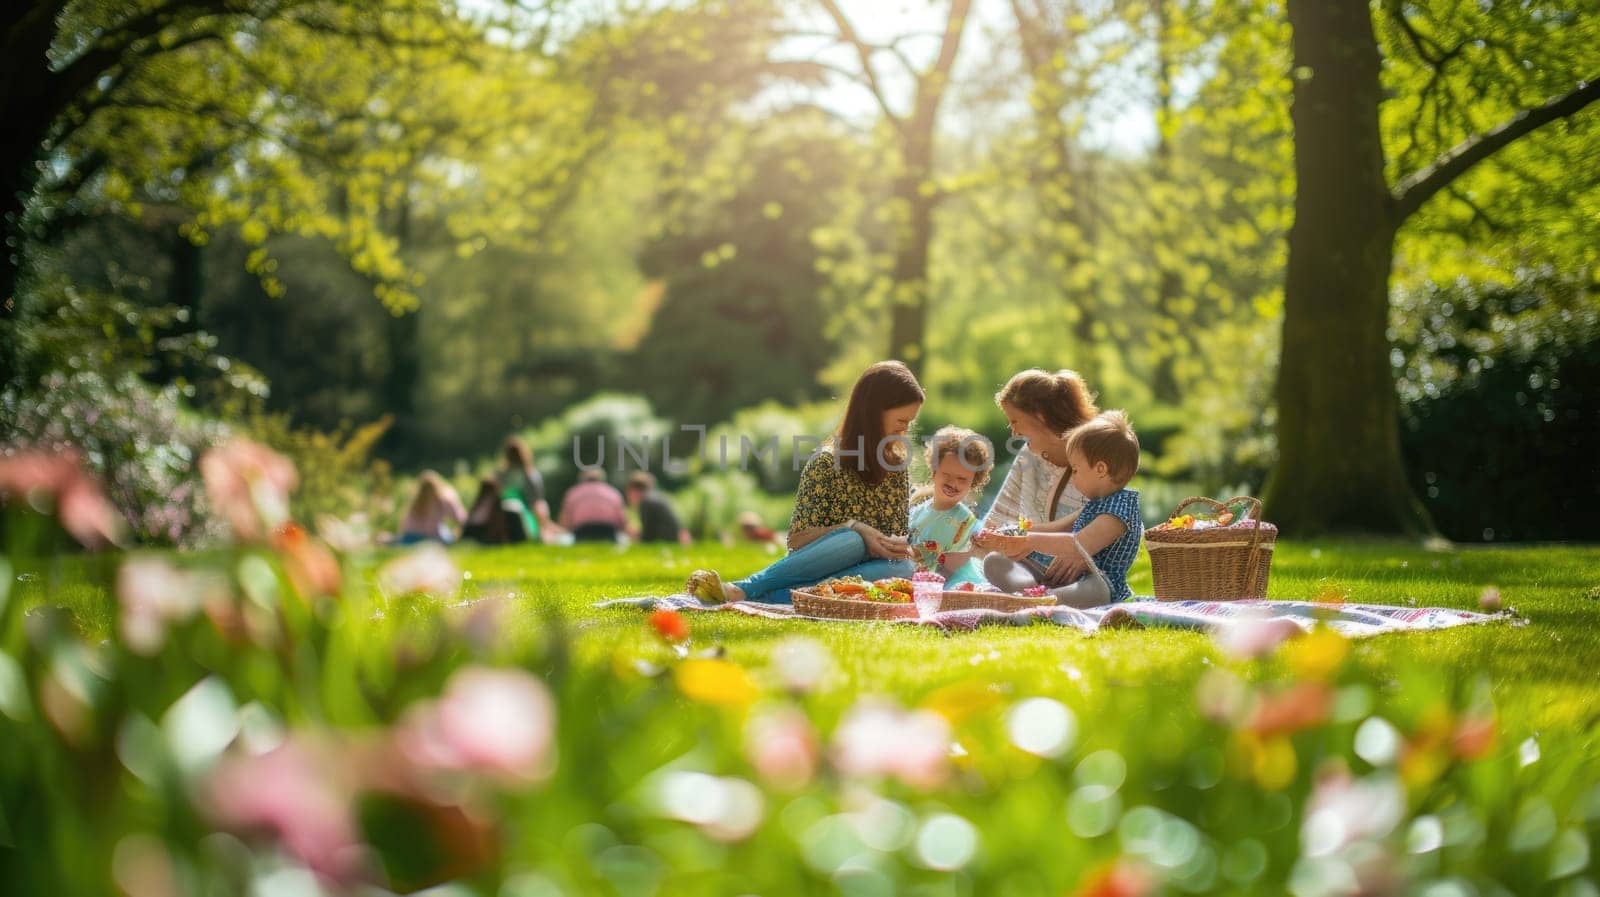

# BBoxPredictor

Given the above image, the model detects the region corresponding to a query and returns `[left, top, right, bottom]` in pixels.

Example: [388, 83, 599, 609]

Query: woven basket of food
[1145, 496, 1278, 601]
[792, 577, 919, 620]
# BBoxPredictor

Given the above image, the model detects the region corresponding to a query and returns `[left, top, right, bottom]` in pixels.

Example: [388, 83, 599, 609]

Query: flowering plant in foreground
[0, 444, 1596, 896]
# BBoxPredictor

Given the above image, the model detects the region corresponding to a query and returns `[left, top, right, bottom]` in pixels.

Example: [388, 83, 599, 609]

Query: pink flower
[745, 707, 819, 790]
[199, 439, 296, 543]
[0, 449, 123, 548]
[1195, 669, 1249, 724]
[1300, 764, 1405, 864]
[117, 557, 209, 654]
[831, 699, 951, 790]
[1214, 612, 1305, 659]
[378, 544, 460, 598]
[204, 738, 364, 883]
[396, 666, 556, 784]
[769, 636, 835, 693]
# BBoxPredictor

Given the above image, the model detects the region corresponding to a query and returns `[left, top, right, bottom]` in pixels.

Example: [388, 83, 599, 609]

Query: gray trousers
[982, 551, 1112, 609]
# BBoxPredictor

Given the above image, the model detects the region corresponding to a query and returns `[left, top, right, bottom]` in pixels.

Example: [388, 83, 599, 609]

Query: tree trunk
[379, 189, 421, 459]
[1148, 0, 1185, 406]
[887, 171, 934, 375]
[1263, 0, 1433, 536]
[162, 226, 206, 384]
[0, 2, 71, 389]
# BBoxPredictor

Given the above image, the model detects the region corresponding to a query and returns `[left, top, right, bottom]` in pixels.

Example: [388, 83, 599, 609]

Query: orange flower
[1245, 682, 1334, 738]
[273, 523, 342, 599]
[650, 608, 690, 643]
[1451, 714, 1497, 760]
[1069, 859, 1155, 897]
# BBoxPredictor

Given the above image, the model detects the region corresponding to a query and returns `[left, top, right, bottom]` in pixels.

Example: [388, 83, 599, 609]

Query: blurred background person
[396, 470, 465, 544]
[496, 436, 567, 544]
[736, 510, 779, 544]
[624, 471, 690, 545]
[559, 467, 629, 543]
[460, 477, 528, 544]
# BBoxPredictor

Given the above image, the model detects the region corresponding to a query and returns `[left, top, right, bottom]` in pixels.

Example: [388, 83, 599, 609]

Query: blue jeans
[734, 527, 917, 604]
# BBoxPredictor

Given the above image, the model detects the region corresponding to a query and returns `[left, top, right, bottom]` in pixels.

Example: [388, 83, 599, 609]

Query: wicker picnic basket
[1146, 496, 1278, 601]
[792, 588, 918, 620]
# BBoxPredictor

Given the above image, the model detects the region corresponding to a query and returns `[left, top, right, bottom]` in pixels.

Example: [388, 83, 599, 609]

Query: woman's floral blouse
[788, 448, 910, 537]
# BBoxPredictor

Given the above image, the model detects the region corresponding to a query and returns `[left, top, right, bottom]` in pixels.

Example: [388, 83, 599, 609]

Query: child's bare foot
[685, 570, 744, 604]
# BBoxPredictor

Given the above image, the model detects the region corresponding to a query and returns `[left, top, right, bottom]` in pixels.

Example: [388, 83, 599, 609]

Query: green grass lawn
[444, 539, 1600, 736]
[10, 538, 1600, 895]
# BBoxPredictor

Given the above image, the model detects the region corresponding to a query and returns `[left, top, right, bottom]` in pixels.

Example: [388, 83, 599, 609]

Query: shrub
[515, 393, 678, 500]
[0, 371, 229, 546]
[241, 413, 397, 538]
[1396, 273, 1600, 541]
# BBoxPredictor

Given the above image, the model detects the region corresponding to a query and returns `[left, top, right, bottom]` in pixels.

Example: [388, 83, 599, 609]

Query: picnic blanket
[596, 593, 1513, 636]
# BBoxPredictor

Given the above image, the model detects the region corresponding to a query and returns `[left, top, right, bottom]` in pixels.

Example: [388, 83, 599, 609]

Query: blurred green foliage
[4, 477, 1599, 894]
[1396, 272, 1600, 541]
[0, 0, 1594, 541]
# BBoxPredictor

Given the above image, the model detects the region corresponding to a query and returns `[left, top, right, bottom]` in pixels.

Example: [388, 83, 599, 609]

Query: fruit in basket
[1021, 585, 1049, 598]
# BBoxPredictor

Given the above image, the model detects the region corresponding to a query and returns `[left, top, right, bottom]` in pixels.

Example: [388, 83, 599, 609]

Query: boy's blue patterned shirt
[1073, 488, 1143, 601]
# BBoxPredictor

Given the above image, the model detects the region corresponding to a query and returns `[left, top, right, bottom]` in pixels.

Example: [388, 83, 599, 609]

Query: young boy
[975, 411, 1142, 608]
[909, 426, 994, 588]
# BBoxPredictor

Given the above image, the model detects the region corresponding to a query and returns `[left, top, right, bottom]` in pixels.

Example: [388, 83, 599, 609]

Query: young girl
[909, 426, 993, 588]
[686, 361, 924, 604]
[976, 411, 1143, 608]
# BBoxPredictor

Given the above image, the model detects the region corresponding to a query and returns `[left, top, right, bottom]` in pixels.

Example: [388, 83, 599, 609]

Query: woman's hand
[855, 523, 914, 560]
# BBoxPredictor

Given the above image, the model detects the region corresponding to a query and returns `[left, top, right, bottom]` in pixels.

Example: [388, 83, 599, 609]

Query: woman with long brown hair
[686, 361, 924, 604]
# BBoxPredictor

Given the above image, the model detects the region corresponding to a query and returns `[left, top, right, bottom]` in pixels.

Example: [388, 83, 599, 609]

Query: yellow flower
[1286, 627, 1350, 681]
[920, 678, 1004, 724]
[675, 659, 759, 706]
[1232, 732, 1297, 789]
